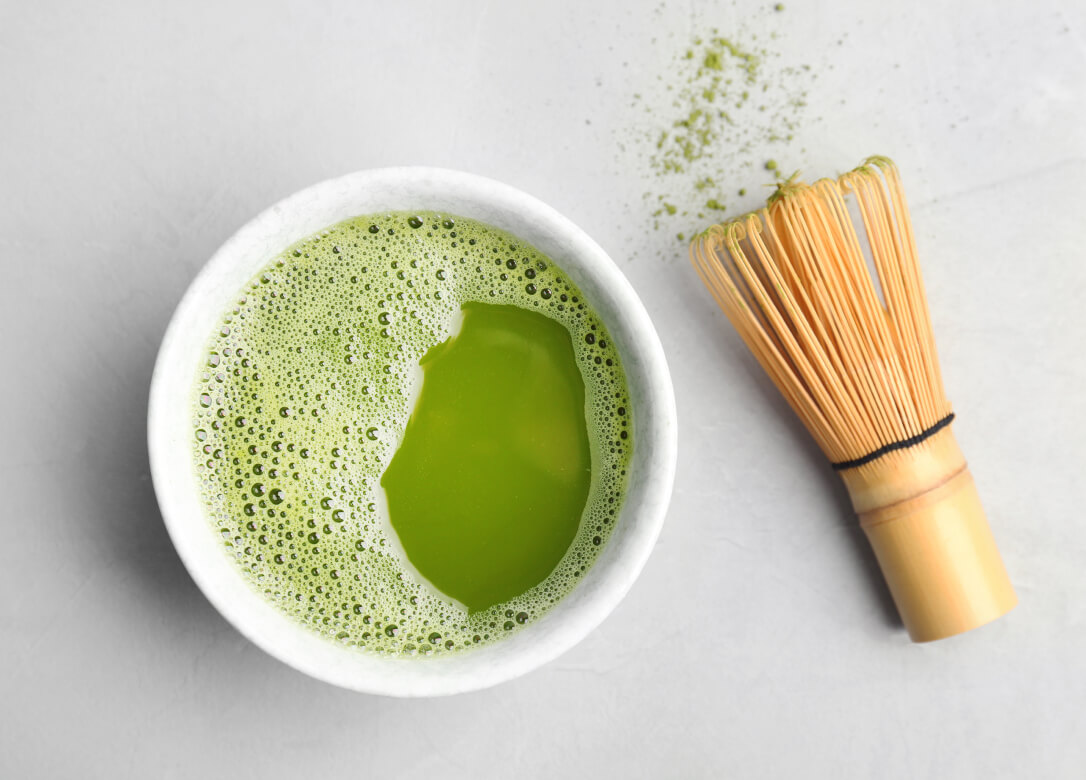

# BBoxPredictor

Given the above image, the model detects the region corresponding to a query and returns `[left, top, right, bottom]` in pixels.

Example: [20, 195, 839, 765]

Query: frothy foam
[193, 212, 633, 656]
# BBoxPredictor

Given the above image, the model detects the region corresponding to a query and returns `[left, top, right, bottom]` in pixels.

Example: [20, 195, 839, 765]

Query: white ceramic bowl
[148, 168, 677, 696]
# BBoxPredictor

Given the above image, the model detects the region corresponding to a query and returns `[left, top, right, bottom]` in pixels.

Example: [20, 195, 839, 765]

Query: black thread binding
[831, 413, 956, 471]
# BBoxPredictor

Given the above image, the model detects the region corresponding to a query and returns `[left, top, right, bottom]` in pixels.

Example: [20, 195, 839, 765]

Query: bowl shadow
[100, 306, 230, 630]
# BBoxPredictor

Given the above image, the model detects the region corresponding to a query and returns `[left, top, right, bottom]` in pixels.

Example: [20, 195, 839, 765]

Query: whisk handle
[856, 465, 1016, 642]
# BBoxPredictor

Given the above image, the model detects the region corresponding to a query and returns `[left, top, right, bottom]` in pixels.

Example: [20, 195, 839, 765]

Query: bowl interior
[148, 168, 676, 695]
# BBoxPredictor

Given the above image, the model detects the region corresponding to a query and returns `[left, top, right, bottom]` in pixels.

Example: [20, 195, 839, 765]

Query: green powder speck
[624, 15, 817, 248]
[640, 34, 768, 178]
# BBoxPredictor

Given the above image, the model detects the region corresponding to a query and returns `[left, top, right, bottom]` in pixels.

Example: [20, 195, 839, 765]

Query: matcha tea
[382, 302, 592, 613]
[193, 212, 632, 655]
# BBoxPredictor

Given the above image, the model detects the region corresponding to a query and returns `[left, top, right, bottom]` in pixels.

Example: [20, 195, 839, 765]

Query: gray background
[3, 0, 1085, 777]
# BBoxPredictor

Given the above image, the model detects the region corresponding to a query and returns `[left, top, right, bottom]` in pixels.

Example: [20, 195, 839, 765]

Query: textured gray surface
[3, 0, 1085, 777]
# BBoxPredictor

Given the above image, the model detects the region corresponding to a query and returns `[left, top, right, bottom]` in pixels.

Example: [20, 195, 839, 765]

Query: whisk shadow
[678, 268, 903, 631]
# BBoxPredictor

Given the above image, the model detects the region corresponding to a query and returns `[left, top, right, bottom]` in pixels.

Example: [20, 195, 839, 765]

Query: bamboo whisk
[691, 156, 1016, 642]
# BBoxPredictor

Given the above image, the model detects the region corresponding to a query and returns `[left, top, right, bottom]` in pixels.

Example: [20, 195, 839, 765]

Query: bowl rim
[148, 167, 676, 695]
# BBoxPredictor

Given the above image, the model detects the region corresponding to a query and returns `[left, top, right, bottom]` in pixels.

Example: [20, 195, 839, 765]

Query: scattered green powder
[641, 34, 766, 178]
[626, 10, 817, 245]
[651, 200, 678, 217]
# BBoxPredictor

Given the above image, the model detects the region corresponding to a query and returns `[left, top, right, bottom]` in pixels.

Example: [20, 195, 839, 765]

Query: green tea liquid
[383, 302, 591, 613]
[193, 212, 632, 655]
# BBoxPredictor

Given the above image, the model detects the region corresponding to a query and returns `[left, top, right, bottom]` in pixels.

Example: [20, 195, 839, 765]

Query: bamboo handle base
[842, 428, 1016, 642]
[859, 468, 1016, 642]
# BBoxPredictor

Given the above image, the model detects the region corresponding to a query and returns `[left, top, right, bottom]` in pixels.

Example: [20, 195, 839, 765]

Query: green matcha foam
[192, 212, 632, 656]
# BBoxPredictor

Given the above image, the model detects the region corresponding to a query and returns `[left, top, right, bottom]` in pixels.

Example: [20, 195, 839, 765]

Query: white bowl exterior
[148, 168, 676, 696]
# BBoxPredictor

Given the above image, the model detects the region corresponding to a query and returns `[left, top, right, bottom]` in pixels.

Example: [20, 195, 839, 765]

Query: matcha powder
[626, 11, 819, 241]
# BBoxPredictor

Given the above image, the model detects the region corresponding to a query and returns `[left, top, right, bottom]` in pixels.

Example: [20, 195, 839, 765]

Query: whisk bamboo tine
[690, 157, 1016, 642]
[692, 228, 849, 462]
[841, 168, 930, 429]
